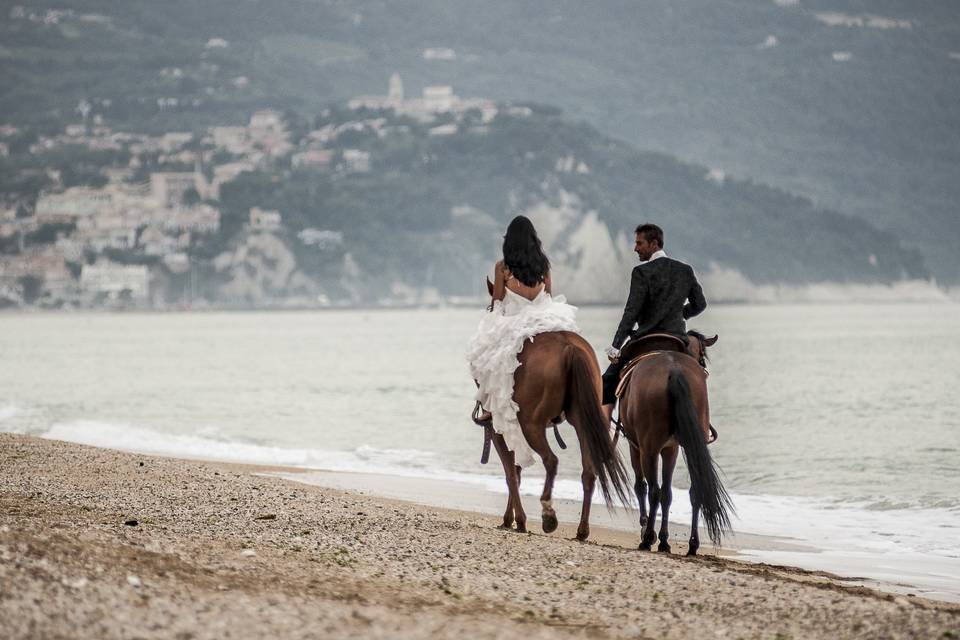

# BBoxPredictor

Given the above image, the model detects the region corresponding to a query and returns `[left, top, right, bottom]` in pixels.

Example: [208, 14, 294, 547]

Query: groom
[601, 223, 707, 423]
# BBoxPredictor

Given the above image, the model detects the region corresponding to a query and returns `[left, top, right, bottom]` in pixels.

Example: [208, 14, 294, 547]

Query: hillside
[1, 0, 958, 283]
[0, 100, 931, 307]
[198, 107, 931, 303]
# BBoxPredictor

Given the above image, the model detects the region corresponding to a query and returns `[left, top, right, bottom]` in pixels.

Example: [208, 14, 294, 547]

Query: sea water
[2, 305, 958, 597]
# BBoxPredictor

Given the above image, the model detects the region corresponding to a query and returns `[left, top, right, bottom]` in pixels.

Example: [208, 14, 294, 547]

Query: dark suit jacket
[611, 256, 706, 349]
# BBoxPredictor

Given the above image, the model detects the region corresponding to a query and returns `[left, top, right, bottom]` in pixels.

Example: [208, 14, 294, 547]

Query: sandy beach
[2, 434, 958, 639]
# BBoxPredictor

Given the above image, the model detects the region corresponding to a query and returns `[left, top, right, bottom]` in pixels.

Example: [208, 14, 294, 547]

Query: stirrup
[471, 401, 492, 429]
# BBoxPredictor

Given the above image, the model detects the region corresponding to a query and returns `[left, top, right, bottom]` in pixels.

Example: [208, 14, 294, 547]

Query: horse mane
[687, 329, 711, 364]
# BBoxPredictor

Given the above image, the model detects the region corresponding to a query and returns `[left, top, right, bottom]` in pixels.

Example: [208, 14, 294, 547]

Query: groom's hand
[604, 346, 621, 363]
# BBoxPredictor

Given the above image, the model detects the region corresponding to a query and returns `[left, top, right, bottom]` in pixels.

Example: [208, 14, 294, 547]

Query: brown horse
[480, 284, 630, 540]
[618, 333, 733, 555]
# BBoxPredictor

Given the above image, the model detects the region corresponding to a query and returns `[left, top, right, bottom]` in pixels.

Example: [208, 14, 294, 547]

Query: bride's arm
[544, 270, 552, 295]
[492, 260, 507, 302]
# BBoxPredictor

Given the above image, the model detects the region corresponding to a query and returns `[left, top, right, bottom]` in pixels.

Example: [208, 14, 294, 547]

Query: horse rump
[667, 369, 734, 545]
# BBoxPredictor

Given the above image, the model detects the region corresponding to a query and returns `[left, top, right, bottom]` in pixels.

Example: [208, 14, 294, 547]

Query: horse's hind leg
[638, 451, 660, 551]
[629, 444, 648, 528]
[576, 452, 596, 542]
[657, 446, 678, 553]
[565, 410, 596, 541]
[492, 433, 525, 532]
[525, 424, 559, 534]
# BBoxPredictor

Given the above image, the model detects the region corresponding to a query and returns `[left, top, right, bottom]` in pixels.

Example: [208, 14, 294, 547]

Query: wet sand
[2, 434, 958, 639]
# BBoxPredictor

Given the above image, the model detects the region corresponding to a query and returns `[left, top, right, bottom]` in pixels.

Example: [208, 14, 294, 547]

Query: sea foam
[0, 404, 20, 422]
[24, 420, 960, 560]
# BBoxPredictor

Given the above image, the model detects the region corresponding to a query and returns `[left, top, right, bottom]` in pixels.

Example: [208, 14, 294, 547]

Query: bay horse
[617, 332, 733, 555]
[478, 280, 630, 540]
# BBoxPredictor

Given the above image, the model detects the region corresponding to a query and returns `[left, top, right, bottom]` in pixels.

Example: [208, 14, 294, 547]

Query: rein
[612, 418, 641, 453]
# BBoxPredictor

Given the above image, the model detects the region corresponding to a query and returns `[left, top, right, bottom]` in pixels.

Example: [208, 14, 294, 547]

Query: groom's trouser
[601, 332, 689, 405]
[601, 360, 624, 406]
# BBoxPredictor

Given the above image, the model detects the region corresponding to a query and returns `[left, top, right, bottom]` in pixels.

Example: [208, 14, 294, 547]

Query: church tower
[388, 73, 404, 103]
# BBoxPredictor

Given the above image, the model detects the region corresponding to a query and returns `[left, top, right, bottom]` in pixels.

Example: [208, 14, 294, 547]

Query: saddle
[619, 333, 688, 365]
[614, 333, 689, 401]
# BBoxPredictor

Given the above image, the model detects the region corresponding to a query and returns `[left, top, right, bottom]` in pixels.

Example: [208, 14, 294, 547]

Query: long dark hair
[502, 215, 550, 287]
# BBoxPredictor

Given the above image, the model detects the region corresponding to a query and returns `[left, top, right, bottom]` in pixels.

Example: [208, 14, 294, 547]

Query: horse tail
[566, 346, 631, 508]
[667, 369, 734, 545]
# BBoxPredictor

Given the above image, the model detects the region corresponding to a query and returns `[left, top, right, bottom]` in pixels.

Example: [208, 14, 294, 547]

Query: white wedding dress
[466, 287, 580, 468]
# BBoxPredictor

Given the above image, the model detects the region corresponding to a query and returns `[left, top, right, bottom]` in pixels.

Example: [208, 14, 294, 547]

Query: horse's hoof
[638, 541, 652, 551]
[575, 530, 589, 542]
[657, 542, 671, 553]
[498, 522, 513, 530]
[542, 513, 558, 534]
[515, 523, 527, 534]
[686, 548, 698, 557]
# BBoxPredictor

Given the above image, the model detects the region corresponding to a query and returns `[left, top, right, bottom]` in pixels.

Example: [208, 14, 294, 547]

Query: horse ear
[704, 334, 719, 346]
[486, 277, 494, 296]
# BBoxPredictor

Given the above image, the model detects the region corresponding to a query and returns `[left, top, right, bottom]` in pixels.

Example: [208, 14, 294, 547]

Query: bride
[466, 215, 580, 468]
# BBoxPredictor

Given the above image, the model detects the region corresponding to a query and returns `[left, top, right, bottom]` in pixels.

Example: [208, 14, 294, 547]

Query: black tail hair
[667, 369, 734, 544]
[566, 347, 631, 508]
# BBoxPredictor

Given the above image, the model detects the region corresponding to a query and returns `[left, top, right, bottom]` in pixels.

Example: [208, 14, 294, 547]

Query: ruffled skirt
[466, 293, 580, 468]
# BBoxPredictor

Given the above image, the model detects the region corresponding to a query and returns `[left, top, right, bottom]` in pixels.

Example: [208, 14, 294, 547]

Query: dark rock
[255, 514, 277, 521]
[124, 519, 139, 527]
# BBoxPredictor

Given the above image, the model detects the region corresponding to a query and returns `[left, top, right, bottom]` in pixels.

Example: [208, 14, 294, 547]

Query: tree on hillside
[17, 275, 44, 305]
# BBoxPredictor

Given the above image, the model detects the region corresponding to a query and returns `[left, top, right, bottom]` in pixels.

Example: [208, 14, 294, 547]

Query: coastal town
[0, 73, 507, 309]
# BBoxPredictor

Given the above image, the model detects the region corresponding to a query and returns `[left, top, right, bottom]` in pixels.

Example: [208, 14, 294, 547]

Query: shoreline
[2, 434, 959, 640]
[2, 298, 959, 317]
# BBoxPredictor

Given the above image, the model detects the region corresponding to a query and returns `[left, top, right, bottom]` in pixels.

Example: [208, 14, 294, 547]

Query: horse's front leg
[569, 415, 597, 540]
[657, 447, 678, 553]
[491, 433, 523, 531]
[576, 467, 596, 541]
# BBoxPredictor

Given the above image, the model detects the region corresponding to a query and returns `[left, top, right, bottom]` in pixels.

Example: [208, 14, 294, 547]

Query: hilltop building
[341, 149, 370, 173]
[165, 204, 220, 233]
[208, 110, 292, 159]
[249, 207, 282, 232]
[291, 149, 333, 169]
[35, 187, 111, 225]
[150, 172, 206, 207]
[388, 72, 404, 102]
[348, 74, 498, 123]
[80, 262, 149, 301]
